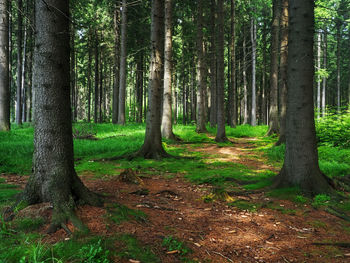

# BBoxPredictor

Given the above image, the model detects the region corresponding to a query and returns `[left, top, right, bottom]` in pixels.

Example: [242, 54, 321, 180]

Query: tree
[0, 0, 9, 131]
[18, 0, 102, 232]
[161, 0, 177, 139]
[209, 0, 217, 128]
[250, 14, 257, 126]
[195, 0, 207, 134]
[267, 0, 280, 136]
[215, 0, 227, 142]
[118, 0, 127, 125]
[228, 0, 236, 128]
[16, 0, 23, 125]
[135, 0, 168, 159]
[112, 1, 120, 124]
[274, 0, 333, 195]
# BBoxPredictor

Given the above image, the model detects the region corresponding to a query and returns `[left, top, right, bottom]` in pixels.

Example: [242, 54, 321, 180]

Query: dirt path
[2, 138, 350, 263]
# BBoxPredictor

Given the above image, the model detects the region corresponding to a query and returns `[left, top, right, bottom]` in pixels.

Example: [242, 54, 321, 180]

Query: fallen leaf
[194, 242, 201, 247]
[129, 260, 140, 263]
[166, 250, 179, 254]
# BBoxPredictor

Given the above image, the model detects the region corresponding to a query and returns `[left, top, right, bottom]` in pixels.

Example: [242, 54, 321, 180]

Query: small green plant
[294, 195, 308, 204]
[78, 239, 110, 263]
[162, 236, 191, 256]
[73, 123, 97, 139]
[14, 217, 45, 232]
[312, 194, 331, 208]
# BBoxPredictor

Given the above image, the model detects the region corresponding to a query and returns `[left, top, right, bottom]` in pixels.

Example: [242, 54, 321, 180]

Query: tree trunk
[161, 0, 177, 139]
[135, 0, 168, 159]
[70, 24, 75, 122]
[274, 0, 333, 195]
[94, 33, 99, 123]
[250, 16, 257, 126]
[118, 0, 127, 125]
[87, 30, 92, 122]
[0, 0, 9, 131]
[229, 0, 236, 128]
[136, 51, 143, 123]
[209, 0, 217, 128]
[215, 0, 227, 142]
[321, 28, 327, 117]
[112, 2, 120, 124]
[20, 0, 102, 233]
[99, 45, 103, 123]
[276, 0, 288, 146]
[316, 32, 321, 118]
[336, 22, 341, 113]
[16, 0, 23, 125]
[195, 0, 207, 133]
[267, 0, 280, 136]
[21, 16, 27, 123]
[242, 29, 248, 125]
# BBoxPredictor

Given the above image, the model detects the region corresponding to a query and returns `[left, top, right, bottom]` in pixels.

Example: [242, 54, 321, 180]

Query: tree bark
[94, 33, 99, 123]
[228, 0, 236, 128]
[135, 0, 168, 159]
[16, 0, 23, 125]
[242, 28, 248, 125]
[215, 0, 227, 142]
[276, 0, 288, 146]
[336, 21, 341, 112]
[112, 2, 120, 124]
[250, 16, 257, 126]
[20, 0, 102, 233]
[321, 28, 327, 117]
[267, 0, 280, 136]
[274, 0, 333, 195]
[87, 30, 92, 122]
[316, 32, 321, 118]
[0, 0, 9, 131]
[195, 0, 207, 134]
[209, 0, 217, 128]
[161, 0, 177, 139]
[118, 0, 127, 125]
[136, 51, 143, 123]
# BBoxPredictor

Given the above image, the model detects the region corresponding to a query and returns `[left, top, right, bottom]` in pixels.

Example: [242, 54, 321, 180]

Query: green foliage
[312, 194, 331, 208]
[116, 234, 160, 263]
[162, 236, 191, 256]
[73, 122, 97, 139]
[78, 239, 110, 263]
[294, 195, 308, 204]
[228, 200, 260, 212]
[108, 203, 147, 224]
[14, 217, 45, 232]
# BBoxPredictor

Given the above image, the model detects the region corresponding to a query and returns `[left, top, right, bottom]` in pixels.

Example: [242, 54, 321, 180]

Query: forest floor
[2, 135, 350, 263]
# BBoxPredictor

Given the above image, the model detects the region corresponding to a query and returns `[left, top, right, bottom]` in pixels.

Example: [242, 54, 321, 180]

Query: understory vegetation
[0, 115, 350, 262]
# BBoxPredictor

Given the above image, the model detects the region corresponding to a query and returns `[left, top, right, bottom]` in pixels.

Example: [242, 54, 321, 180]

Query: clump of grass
[162, 236, 191, 256]
[312, 194, 331, 209]
[14, 217, 45, 232]
[108, 203, 147, 224]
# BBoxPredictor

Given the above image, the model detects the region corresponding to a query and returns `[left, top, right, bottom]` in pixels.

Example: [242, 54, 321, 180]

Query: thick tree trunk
[229, 0, 236, 128]
[250, 16, 257, 126]
[112, 2, 120, 124]
[20, 0, 102, 232]
[267, 0, 280, 136]
[16, 0, 23, 125]
[209, 0, 217, 128]
[276, 0, 288, 146]
[161, 0, 177, 139]
[135, 0, 168, 159]
[195, 0, 207, 134]
[118, 0, 127, 125]
[0, 0, 9, 131]
[274, 0, 333, 195]
[215, 0, 227, 142]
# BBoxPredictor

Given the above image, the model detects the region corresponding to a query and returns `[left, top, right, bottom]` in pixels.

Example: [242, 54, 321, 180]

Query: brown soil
[2, 138, 350, 263]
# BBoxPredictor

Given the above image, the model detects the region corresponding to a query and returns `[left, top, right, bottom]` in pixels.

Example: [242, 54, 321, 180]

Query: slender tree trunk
[87, 30, 92, 122]
[136, 52, 144, 123]
[267, 0, 280, 135]
[21, 17, 27, 123]
[99, 46, 103, 123]
[0, 0, 9, 131]
[261, 10, 268, 125]
[274, 0, 333, 195]
[16, 0, 23, 125]
[94, 33, 99, 123]
[316, 32, 321, 118]
[195, 0, 207, 133]
[112, 3, 120, 124]
[215, 0, 227, 142]
[20, 0, 102, 233]
[118, 0, 127, 125]
[276, 0, 288, 146]
[70, 25, 75, 122]
[242, 30, 248, 124]
[209, 0, 217, 127]
[250, 16, 257, 126]
[321, 28, 327, 117]
[336, 23, 341, 112]
[135, 0, 168, 159]
[229, 0, 236, 127]
[161, 0, 176, 139]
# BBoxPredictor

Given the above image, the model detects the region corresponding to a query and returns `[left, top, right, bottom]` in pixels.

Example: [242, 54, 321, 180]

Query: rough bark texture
[16, 0, 23, 125]
[112, 4, 120, 124]
[118, 0, 127, 125]
[0, 0, 9, 131]
[215, 0, 227, 142]
[276, 0, 288, 146]
[21, 0, 102, 232]
[195, 0, 207, 134]
[161, 0, 177, 139]
[135, 0, 168, 159]
[209, 0, 217, 128]
[267, 0, 280, 136]
[229, 0, 236, 128]
[274, 0, 333, 195]
[250, 16, 257, 126]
